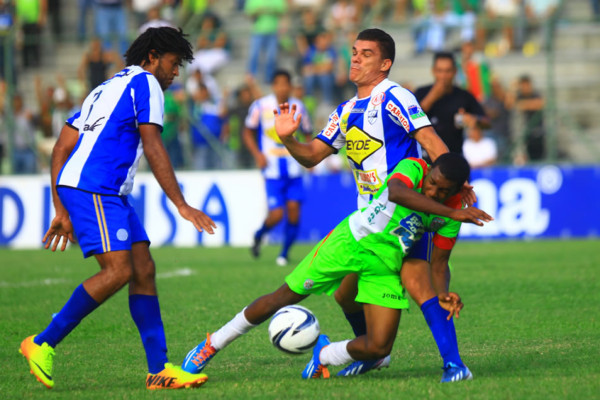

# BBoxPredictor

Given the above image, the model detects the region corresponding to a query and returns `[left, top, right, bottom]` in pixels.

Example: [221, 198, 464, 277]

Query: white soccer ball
[268, 305, 320, 354]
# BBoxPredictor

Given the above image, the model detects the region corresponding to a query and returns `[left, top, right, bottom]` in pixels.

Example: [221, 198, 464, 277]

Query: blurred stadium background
[1, 0, 599, 249]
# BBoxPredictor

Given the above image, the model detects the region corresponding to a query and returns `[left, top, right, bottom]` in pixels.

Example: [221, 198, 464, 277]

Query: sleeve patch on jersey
[408, 104, 426, 120]
[320, 112, 340, 140]
[389, 173, 414, 189]
[433, 234, 456, 250]
[385, 101, 411, 132]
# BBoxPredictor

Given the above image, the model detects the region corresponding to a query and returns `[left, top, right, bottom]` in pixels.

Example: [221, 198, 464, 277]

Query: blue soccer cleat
[337, 355, 391, 376]
[181, 333, 218, 374]
[302, 334, 331, 379]
[440, 362, 473, 383]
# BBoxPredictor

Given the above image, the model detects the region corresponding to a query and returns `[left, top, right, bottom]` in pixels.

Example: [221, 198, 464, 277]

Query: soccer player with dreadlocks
[19, 27, 216, 390]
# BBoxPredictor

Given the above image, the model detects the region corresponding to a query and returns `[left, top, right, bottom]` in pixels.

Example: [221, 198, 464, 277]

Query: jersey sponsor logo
[386, 101, 411, 132]
[321, 113, 339, 139]
[353, 168, 382, 195]
[408, 104, 426, 119]
[429, 217, 447, 231]
[346, 127, 383, 166]
[350, 108, 366, 113]
[371, 92, 385, 106]
[366, 202, 387, 224]
[340, 112, 349, 133]
[83, 117, 105, 132]
[391, 212, 425, 253]
[367, 109, 378, 124]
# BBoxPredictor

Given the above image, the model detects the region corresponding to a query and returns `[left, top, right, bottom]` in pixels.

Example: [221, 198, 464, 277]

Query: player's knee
[364, 341, 392, 359]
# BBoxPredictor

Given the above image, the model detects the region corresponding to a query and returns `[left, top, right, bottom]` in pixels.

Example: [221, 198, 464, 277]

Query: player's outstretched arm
[140, 124, 216, 234]
[430, 246, 463, 319]
[388, 179, 492, 225]
[43, 124, 79, 251]
[274, 103, 334, 168]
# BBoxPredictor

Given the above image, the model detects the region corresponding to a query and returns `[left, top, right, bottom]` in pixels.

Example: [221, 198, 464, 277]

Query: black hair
[431, 152, 471, 189]
[433, 51, 456, 68]
[356, 28, 395, 67]
[271, 69, 292, 84]
[519, 74, 532, 83]
[124, 27, 194, 67]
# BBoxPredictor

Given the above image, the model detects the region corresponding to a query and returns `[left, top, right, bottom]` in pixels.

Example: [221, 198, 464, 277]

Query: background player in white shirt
[243, 70, 312, 266]
[20, 27, 215, 390]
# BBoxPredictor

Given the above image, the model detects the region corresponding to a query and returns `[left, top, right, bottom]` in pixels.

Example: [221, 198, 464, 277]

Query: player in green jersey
[181, 153, 492, 381]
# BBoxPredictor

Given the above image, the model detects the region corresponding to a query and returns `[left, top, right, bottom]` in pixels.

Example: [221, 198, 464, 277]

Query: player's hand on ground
[178, 204, 217, 234]
[450, 206, 493, 226]
[274, 103, 302, 140]
[460, 181, 477, 206]
[438, 292, 464, 320]
[43, 215, 76, 252]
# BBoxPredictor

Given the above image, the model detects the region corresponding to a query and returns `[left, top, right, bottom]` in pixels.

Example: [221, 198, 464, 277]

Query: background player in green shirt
[181, 153, 492, 382]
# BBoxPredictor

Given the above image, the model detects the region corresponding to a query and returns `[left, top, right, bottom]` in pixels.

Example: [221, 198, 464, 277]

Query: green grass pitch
[1, 240, 599, 399]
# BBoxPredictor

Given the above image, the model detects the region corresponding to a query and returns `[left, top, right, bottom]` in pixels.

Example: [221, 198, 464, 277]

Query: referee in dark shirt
[415, 52, 490, 157]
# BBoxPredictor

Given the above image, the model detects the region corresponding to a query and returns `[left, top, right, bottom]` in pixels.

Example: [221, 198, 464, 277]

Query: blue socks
[254, 223, 272, 242]
[34, 284, 99, 348]
[129, 294, 169, 374]
[280, 222, 299, 259]
[344, 310, 367, 337]
[421, 296, 464, 367]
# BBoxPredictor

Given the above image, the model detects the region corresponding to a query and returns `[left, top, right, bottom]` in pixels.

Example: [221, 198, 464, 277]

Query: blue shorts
[265, 177, 304, 210]
[58, 186, 149, 258]
[406, 232, 434, 261]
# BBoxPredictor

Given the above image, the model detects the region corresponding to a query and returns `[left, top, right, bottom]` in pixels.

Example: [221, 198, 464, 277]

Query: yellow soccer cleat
[146, 363, 208, 390]
[19, 335, 55, 389]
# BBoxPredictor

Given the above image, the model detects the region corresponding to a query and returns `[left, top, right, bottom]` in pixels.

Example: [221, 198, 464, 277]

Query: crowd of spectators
[0, 0, 590, 174]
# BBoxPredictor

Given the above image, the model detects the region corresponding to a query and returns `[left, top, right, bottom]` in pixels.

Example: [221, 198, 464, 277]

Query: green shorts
[285, 218, 409, 310]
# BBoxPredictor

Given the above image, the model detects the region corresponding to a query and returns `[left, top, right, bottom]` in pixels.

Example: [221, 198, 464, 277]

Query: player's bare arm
[388, 179, 492, 225]
[274, 103, 334, 168]
[430, 246, 463, 320]
[413, 126, 449, 162]
[139, 124, 216, 234]
[242, 127, 267, 169]
[43, 124, 79, 252]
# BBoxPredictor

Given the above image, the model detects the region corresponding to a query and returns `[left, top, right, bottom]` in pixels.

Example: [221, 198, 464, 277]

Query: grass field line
[0, 268, 195, 288]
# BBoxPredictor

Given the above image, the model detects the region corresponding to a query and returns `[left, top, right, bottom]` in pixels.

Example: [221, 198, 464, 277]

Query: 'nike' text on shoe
[146, 363, 208, 389]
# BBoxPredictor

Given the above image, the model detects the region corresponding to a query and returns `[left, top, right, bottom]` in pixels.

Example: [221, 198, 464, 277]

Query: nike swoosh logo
[31, 360, 53, 381]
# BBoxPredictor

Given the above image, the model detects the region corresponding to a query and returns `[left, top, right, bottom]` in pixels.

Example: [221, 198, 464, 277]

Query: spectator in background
[47, 0, 61, 38]
[94, 0, 129, 57]
[448, 0, 479, 44]
[245, 0, 287, 83]
[415, 52, 490, 157]
[16, 0, 47, 69]
[327, 0, 360, 32]
[483, 77, 512, 162]
[295, 8, 324, 70]
[462, 125, 497, 168]
[0, 0, 16, 85]
[479, 0, 519, 56]
[186, 67, 221, 103]
[77, 0, 94, 42]
[131, 0, 162, 27]
[189, 13, 230, 75]
[10, 93, 37, 174]
[302, 30, 337, 105]
[592, 0, 600, 21]
[509, 74, 546, 161]
[139, 6, 173, 33]
[457, 40, 492, 103]
[0, 81, 7, 172]
[163, 83, 186, 169]
[522, 0, 560, 54]
[190, 82, 228, 170]
[226, 78, 261, 169]
[78, 37, 122, 93]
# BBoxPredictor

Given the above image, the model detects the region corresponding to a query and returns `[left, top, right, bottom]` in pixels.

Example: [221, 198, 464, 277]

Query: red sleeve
[433, 234, 457, 250]
[389, 173, 414, 189]
[444, 193, 463, 210]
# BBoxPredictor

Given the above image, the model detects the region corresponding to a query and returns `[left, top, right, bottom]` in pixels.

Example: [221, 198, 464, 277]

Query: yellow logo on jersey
[346, 126, 383, 166]
[340, 112, 349, 134]
[353, 168, 382, 195]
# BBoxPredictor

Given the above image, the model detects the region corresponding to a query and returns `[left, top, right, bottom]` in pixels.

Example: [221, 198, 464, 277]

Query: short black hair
[271, 69, 292, 84]
[124, 27, 194, 67]
[431, 152, 470, 189]
[356, 28, 395, 66]
[433, 51, 456, 68]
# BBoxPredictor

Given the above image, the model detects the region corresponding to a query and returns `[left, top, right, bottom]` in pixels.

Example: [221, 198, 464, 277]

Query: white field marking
[0, 268, 195, 288]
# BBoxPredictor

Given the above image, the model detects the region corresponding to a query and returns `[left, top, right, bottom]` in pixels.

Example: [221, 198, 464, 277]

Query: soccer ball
[268, 305, 320, 354]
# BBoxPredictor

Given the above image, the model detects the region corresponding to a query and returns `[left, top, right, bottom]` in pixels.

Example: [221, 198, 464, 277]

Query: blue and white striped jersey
[245, 94, 312, 180]
[316, 79, 431, 208]
[58, 66, 164, 196]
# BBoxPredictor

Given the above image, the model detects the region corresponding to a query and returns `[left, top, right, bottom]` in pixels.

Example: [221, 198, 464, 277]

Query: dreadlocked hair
[124, 27, 194, 66]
